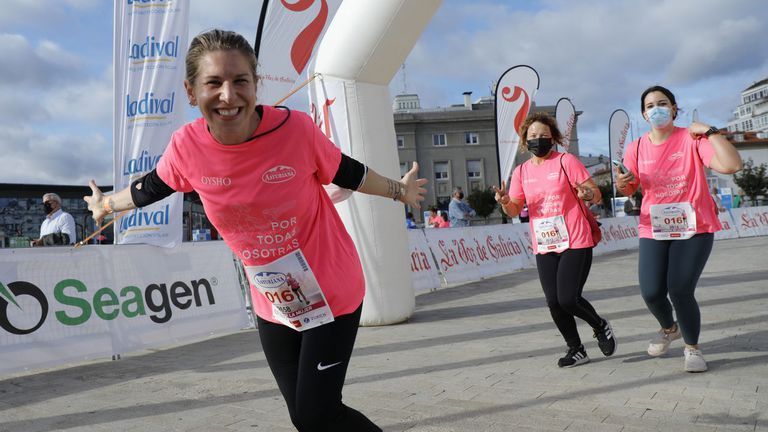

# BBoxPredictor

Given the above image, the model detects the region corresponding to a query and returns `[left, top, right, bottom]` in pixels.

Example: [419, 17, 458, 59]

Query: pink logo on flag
[282, 0, 329, 74]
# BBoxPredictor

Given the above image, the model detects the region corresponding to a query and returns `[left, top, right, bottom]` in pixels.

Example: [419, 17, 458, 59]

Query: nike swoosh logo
[317, 361, 342, 371]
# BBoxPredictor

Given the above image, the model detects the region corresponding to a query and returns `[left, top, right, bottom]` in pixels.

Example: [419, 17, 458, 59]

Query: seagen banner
[113, 0, 189, 247]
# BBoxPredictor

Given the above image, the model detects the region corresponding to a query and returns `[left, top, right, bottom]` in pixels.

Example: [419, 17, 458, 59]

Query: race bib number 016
[245, 250, 334, 331]
[650, 202, 697, 240]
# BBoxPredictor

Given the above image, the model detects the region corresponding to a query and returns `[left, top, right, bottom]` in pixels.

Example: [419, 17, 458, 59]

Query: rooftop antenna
[400, 62, 408, 94]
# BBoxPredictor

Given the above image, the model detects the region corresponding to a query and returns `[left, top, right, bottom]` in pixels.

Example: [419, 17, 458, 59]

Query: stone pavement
[0, 236, 766, 432]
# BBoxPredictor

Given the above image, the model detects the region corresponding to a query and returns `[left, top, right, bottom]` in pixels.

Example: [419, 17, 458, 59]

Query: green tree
[733, 158, 768, 206]
[466, 188, 497, 220]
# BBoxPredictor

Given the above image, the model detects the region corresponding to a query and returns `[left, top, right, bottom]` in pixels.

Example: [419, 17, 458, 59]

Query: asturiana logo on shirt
[126, 92, 175, 118]
[668, 151, 684, 161]
[128, 35, 180, 61]
[262, 166, 296, 184]
[252, 271, 286, 289]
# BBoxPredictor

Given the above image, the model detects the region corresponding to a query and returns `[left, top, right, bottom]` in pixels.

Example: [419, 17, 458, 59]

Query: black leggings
[536, 247, 603, 348]
[638, 233, 714, 345]
[257, 304, 381, 432]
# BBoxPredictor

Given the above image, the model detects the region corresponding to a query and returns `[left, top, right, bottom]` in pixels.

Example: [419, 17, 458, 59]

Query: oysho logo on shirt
[263, 165, 296, 184]
[201, 176, 232, 186]
[668, 151, 684, 162]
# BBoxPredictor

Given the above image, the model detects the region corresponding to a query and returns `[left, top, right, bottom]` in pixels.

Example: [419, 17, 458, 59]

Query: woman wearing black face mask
[493, 112, 616, 368]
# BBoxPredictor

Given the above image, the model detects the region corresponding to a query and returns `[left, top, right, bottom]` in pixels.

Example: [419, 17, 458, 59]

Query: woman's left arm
[689, 122, 743, 174]
[358, 162, 428, 209]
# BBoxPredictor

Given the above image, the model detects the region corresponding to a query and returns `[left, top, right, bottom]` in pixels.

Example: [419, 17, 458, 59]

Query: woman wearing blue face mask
[615, 85, 742, 372]
[494, 112, 616, 368]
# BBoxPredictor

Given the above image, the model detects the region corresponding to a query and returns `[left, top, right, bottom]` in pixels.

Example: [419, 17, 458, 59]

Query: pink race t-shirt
[509, 152, 595, 254]
[622, 127, 721, 239]
[156, 106, 365, 323]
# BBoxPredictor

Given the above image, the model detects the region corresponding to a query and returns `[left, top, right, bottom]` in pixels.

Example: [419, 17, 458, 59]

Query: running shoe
[647, 323, 681, 356]
[684, 347, 708, 372]
[593, 319, 617, 356]
[557, 345, 590, 368]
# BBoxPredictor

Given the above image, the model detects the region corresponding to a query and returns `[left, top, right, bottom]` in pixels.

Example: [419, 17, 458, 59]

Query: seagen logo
[124, 150, 161, 175]
[201, 176, 232, 186]
[126, 92, 175, 118]
[128, 36, 179, 60]
[262, 166, 296, 184]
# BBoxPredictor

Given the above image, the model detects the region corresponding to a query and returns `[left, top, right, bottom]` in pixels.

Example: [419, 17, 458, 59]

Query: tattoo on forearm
[386, 178, 401, 201]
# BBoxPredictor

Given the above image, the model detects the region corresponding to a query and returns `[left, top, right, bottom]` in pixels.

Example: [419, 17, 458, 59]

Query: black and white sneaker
[593, 318, 617, 356]
[557, 345, 590, 368]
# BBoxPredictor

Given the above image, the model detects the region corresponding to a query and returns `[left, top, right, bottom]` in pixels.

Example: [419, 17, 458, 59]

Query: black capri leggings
[257, 304, 381, 432]
[535, 247, 603, 348]
[638, 233, 714, 345]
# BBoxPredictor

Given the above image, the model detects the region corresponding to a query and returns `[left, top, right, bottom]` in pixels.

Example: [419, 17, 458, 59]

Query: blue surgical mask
[646, 106, 673, 128]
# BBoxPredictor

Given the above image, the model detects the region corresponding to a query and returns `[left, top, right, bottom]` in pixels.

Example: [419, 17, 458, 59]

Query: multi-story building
[728, 77, 768, 133]
[393, 92, 581, 222]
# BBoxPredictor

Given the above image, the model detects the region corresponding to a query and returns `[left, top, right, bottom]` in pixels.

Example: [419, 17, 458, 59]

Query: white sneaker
[684, 347, 708, 372]
[647, 324, 681, 356]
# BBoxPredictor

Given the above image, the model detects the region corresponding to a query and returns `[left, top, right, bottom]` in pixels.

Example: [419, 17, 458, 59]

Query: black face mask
[43, 202, 54, 214]
[527, 138, 554, 157]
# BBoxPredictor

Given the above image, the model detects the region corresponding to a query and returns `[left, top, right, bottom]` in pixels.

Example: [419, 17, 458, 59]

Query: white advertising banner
[715, 211, 739, 240]
[421, 224, 532, 287]
[495, 65, 539, 183]
[255, 0, 343, 105]
[608, 109, 631, 182]
[592, 217, 640, 255]
[407, 230, 442, 295]
[113, 1, 188, 247]
[555, 98, 576, 151]
[731, 207, 768, 237]
[308, 75, 355, 202]
[0, 242, 248, 375]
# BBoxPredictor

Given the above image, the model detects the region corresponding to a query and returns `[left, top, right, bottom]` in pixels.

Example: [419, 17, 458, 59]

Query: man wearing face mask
[616, 85, 742, 373]
[31, 193, 76, 246]
[493, 112, 616, 368]
[448, 187, 476, 227]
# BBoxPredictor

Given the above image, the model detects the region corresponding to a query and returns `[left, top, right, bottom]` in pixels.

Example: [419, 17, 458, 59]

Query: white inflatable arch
[314, 0, 442, 325]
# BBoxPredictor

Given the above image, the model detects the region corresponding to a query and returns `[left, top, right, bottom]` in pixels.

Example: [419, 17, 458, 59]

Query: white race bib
[245, 250, 334, 331]
[650, 202, 697, 240]
[532, 215, 570, 253]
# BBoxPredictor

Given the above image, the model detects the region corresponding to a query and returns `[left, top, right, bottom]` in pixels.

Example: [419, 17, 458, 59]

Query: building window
[467, 160, 482, 179]
[465, 132, 479, 145]
[396, 135, 405, 148]
[432, 133, 447, 147]
[434, 162, 449, 180]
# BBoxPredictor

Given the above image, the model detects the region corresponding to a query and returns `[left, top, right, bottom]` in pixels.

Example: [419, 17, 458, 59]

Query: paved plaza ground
[1, 236, 766, 432]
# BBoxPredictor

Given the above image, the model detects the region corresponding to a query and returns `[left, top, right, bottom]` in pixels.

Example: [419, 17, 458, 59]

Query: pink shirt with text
[157, 106, 365, 323]
[509, 152, 595, 254]
[622, 127, 721, 239]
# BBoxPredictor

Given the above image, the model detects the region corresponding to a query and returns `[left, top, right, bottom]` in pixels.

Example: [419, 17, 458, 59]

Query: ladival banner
[555, 98, 576, 151]
[255, 0, 343, 105]
[113, 1, 189, 247]
[495, 65, 539, 184]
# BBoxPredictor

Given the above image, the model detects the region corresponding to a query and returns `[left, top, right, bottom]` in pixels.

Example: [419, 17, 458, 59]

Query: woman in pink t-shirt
[616, 85, 742, 373]
[494, 112, 617, 368]
[83, 29, 428, 432]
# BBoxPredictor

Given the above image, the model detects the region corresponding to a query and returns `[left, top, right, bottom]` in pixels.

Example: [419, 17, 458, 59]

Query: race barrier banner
[3, 208, 766, 375]
[113, 0, 189, 247]
[0, 242, 248, 375]
[731, 207, 768, 237]
[715, 211, 739, 240]
[406, 229, 442, 295]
